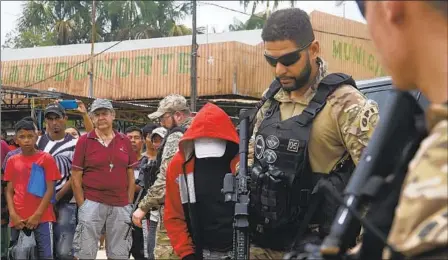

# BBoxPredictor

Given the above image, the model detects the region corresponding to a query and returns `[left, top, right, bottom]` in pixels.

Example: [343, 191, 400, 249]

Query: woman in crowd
[65, 127, 81, 139]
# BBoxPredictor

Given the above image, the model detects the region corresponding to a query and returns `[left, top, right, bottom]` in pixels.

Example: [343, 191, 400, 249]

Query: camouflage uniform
[248, 58, 380, 258]
[384, 104, 448, 259]
[139, 94, 193, 259]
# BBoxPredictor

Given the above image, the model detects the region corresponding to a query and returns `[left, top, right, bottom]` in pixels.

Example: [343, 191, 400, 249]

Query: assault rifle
[223, 109, 251, 260]
[284, 90, 427, 260]
[124, 159, 157, 240]
[124, 180, 146, 240]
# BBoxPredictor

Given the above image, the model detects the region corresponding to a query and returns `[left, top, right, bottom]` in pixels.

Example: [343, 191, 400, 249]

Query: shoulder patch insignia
[263, 149, 278, 164]
[360, 100, 379, 131]
[266, 135, 280, 150]
[255, 135, 266, 160]
[287, 139, 300, 153]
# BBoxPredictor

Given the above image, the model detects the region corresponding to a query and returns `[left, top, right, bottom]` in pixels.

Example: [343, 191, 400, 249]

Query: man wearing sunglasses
[354, 1, 447, 259]
[247, 7, 380, 258]
[132, 94, 193, 259]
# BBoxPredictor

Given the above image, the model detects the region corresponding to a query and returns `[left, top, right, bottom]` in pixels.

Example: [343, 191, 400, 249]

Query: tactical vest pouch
[249, 73, 357, 250]
[250, 163, 317, 250]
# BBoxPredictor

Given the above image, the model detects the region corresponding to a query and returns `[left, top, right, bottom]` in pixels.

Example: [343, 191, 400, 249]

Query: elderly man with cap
[71, 99, 138, 259]
[132, 94, 193, 259]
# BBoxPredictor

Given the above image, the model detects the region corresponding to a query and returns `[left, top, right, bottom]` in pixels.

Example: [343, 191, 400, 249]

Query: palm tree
[240, 0, 295, 15]
[6, 0, 195, 48]
[229, 12, 267, 31]
[99, 1, 193, 40]
[17, 1, 92, 46]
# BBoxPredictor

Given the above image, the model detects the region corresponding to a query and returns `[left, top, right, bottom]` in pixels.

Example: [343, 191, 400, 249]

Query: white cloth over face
[194, 137, 226, 159]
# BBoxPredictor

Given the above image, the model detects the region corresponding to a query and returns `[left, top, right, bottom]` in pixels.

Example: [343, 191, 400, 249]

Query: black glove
[182, 254, 196, 260]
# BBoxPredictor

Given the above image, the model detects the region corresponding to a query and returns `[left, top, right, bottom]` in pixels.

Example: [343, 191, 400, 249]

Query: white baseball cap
[194, 137, 227, 159]
[150, 127, 167, 140]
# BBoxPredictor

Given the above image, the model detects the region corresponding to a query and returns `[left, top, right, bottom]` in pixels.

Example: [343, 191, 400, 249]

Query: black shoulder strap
[295, 73, 355, 126]
[256, 80, 282, 110]
[319, 73, 356, 89]
[239, 80, 282, 122]
[170, 126, 186, 135]
[155, 126, 186, 169]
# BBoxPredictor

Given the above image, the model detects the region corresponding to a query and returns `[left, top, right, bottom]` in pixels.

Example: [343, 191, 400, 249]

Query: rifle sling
[290, 191, 323, 251]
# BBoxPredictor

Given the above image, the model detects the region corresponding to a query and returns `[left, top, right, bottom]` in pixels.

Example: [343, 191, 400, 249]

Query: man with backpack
[132, 94, 193, 259]
[246, 8, 380, 258]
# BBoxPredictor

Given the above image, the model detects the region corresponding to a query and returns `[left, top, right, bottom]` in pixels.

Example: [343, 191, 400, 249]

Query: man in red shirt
[4, 119, 61, 259]
[71, 99, 138, 259]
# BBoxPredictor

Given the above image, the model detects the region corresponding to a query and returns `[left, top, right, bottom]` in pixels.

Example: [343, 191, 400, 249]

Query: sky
[0, 1, 365, 46]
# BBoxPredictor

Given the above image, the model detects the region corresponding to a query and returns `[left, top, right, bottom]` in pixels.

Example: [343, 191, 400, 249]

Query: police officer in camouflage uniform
[132, 94, 193, 259]
[356, 1, 448, 259]
[245, 8, 380, 259]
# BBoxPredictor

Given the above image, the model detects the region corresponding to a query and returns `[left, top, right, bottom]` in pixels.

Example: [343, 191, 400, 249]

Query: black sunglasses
[264, 42, 312, 67]
[356, 0, 366, 18]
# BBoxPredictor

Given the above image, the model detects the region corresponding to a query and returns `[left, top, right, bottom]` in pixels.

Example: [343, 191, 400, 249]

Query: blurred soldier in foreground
[132, 95, 193, 259]
[357, 1, 447, 259]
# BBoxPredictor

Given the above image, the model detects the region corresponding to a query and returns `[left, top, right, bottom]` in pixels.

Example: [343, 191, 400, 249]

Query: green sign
[4, 52, 191, 84]
[332, 40, 386, 77]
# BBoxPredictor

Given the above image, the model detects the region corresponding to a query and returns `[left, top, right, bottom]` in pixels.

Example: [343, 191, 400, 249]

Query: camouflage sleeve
[138, 132, 183, 212]
[384, 119, 447, 258]
[328, 85, 380, 165]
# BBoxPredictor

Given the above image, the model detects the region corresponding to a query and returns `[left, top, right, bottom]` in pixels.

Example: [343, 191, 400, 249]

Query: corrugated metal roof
[1, 29, 263, 62]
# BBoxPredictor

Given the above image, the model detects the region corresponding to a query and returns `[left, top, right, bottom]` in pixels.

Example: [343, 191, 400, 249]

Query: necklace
[97, 129, 115, 172]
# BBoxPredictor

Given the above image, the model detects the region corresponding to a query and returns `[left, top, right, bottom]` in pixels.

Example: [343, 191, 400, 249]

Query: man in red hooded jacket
[164, 103, 240, 260]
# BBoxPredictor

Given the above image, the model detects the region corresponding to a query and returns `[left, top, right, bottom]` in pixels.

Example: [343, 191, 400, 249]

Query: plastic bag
[8, 230, 38, 260]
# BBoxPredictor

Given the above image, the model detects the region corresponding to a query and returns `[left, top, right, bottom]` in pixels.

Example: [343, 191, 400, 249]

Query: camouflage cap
[148, 94, 189, 120]
[90, 98, 114, 113]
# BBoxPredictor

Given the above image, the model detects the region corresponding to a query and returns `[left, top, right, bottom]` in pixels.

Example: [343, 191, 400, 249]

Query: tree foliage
[228, 12, 266, 31]
[240, 0, 295, 15]
[3, 0, 195, 49]
[229, 0, 296, 32]
[2, 1, 297, 49]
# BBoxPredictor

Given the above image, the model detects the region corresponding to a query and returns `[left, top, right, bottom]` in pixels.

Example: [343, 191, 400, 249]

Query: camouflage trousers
[249, 245, 285, 259]
[154, 207, 178, 259]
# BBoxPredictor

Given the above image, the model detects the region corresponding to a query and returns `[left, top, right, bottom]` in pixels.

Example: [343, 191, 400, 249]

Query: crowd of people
[0, 97, 176, 259]
[1, 1, 447, 260]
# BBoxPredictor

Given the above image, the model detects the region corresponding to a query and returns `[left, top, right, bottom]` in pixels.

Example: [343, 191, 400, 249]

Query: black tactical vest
[249, 73, 357, 249]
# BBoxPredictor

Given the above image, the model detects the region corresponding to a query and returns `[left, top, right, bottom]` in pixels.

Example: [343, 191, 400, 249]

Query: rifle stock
[320, 90, 427, 257]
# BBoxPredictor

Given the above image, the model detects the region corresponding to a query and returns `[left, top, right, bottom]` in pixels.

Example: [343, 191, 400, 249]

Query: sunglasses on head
[355, 0, 366, 18]
[264, 42, 312, 67]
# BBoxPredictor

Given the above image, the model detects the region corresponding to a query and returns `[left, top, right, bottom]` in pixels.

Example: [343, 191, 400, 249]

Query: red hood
[178, 103, 239, 159]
